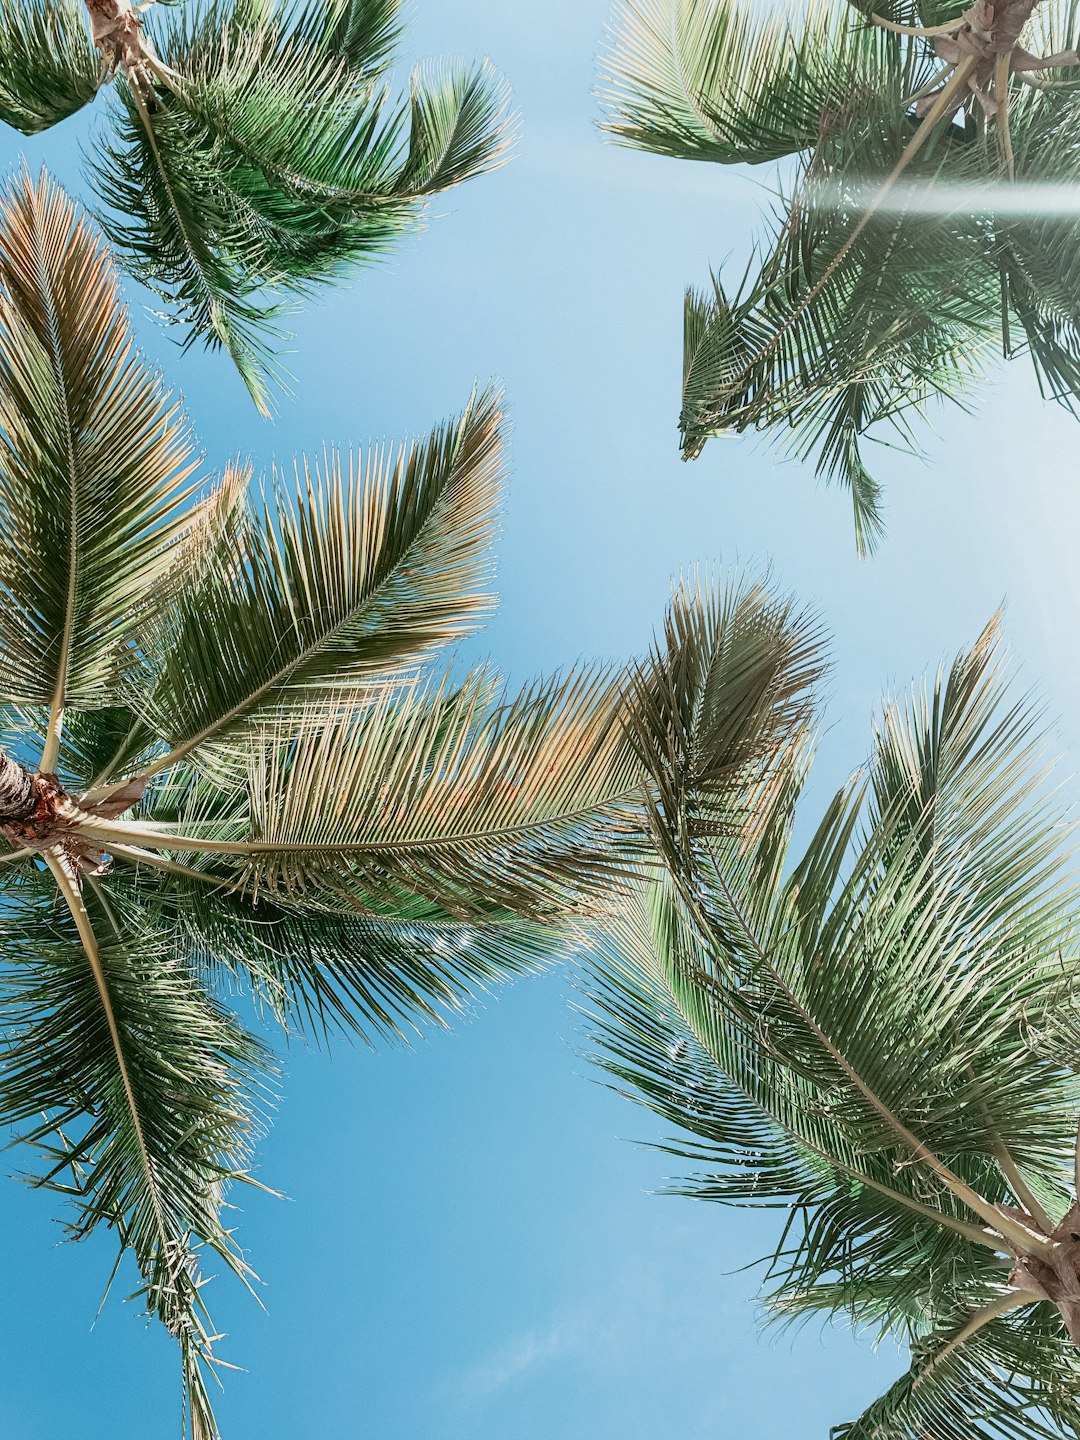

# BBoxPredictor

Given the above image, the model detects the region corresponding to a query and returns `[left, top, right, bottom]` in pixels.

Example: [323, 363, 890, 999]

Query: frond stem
[994, 51, 1015, 178]
[713, 55, 977, 430]
[911, 1289, 1040, 1388]
[0, 844, 35, 867]
[992, 1139, 1055, 1234]
[44, 851, 170, 1245]
[870, 14, 964, 37]
[690, 843, 1051, 1257]
[74, 792, 643, 857]
[107, 841, 248, 894]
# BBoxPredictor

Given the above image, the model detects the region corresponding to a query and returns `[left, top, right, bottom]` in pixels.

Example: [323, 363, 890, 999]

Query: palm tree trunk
[0, 749, 35, 823]
[976, 2, 1043, 51]
[84, 0, 136, 49]
[83, 0, 155, 98]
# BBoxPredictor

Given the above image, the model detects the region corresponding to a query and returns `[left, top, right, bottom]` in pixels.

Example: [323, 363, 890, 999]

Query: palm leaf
[129, 873, 562, 1044]
[89, 663, 644, 920]
[124, 389, 501, 778]
[603, 0, 1080, 544]
[1, 863, 272, 1440]
[587, 595, 1080, 1436]
[0, 0, 100, 135]
[88, 0, 511, 408]
[833, 1299, 1080, 1440]
[0, 171, 200, 749]
[600, 0, 912, 164]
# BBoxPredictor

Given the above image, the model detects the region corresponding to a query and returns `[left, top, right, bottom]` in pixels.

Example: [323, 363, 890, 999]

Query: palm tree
[0, 169, 652, 1439]
[599, 0, 1080, 552]
[0, 0, 510, 412]
[587, 574, 1080, 1436]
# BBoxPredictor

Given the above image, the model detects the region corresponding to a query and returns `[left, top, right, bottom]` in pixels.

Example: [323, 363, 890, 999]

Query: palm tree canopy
[587, 575, 1080, 1437]
[599, 0, 1080, 553]
[0, 0, 511, 411]
[0, 171, 649, 1439]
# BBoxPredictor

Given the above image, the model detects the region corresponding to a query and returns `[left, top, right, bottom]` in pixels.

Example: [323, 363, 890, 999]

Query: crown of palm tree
[0, 169, 659, 1439]
[587, 579, 1080, 1437]
[599, 0, 1080, 552]
[0, 0, 512, 412]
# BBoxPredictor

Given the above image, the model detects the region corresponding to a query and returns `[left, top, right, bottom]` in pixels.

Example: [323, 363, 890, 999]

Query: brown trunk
[978, 1, 1043, 50]
[0, 750, 34, 823]
[1008, 1202, 1080, 1345]
[83, 0, 155, 98]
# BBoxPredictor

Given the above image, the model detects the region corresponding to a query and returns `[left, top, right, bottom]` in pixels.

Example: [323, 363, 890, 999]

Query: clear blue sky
[1, 2, 1079, 1437]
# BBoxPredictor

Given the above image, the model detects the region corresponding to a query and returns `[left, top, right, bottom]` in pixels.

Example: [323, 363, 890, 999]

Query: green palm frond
[1, 865, 272, 1440]
[138, 388, 503, 774]
[832, 1299, 1080, 1440]
[0, 0, 100, 135]
[0, 174, 667, 1434]
[91, 95, 295, 415]
[78, 0, 512, 409]
[601, 0, 912, 164]
[622, 569, 827, 873]
[138, 876, 560, 1044]
[601, 0, 1080, 547]
[0, 171, 200, 742]
[587, 588, 1080, 1437]
[679, 176, 997, 551]
[279, 0, 404, 71]
[395, 62, 513, 193]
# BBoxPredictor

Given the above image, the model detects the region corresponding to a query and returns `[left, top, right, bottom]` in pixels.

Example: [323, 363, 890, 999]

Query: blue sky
[0, 2, 1078, 1436]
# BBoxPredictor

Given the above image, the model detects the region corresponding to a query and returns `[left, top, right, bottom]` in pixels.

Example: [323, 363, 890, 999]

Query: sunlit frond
[0, 172, 200, 720]
[601, 0, 912, 164]
[140, 390, 503, 774]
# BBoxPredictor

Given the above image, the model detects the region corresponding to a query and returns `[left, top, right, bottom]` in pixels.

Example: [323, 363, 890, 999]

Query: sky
[0, 1, 1079, 1437]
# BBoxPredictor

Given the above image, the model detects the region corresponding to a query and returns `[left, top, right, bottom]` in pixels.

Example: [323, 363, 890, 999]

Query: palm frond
[126, 871, 562, 1045]
[600, 0, 913, 164]
[622, 568, 827, 878]
[0, 0, 100, 135]
[586, 596, 1080, 1435]
[87, 1, 512, 408]
[91, 91, 292, 416]
[135, 389, 503, 776]
[833, 1299, 1080, 1440]
[0, 171, 200, 728]
[0, 864, 272, 1440]
[99, 663, 643, 920]
[395, 62, 514, 194]
[604, 0, 1080, 543]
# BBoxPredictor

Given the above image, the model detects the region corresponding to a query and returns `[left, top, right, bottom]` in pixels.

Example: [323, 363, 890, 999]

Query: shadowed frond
[0, 0, 100, 135]
[622, 570, 827, 874]
[122, 872, 562, 1045]
[1, 864, 272, 1440]
[832, 1299, 1080, 1440]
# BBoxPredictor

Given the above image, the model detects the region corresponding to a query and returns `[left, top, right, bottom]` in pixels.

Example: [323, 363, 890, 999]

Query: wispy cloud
[453, 1311, 595, 1405]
